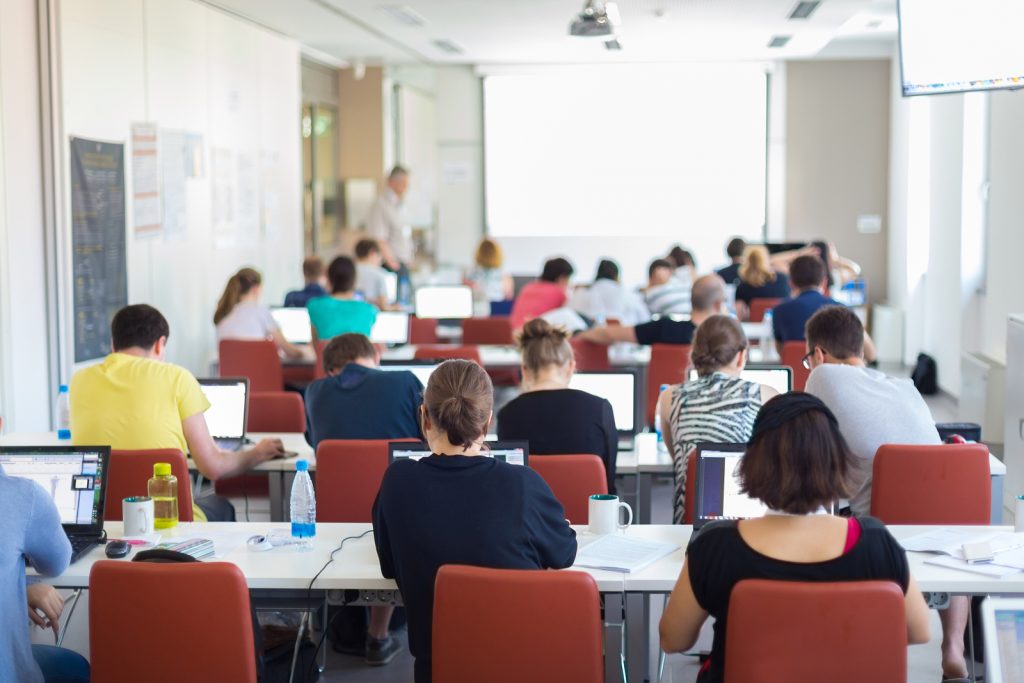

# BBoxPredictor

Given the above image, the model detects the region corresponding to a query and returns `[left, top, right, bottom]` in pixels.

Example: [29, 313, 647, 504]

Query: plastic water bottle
[148, 463, 179, 529]
[290, 460, 316, 547]
[761, 310, 777, 361]
[397, 271, 412, 307]
[654, 384, 669, 453]
[56, 385, 71, 440]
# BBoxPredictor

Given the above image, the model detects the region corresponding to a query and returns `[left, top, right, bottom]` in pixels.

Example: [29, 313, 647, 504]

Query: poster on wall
[70, 137, 128, 362]
[211, 146, 236, 248]
[160, 128, 187, 241]
[130, 124, 160, 237]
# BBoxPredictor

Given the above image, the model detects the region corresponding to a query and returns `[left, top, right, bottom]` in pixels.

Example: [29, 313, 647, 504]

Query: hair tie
[748, 392, 839, 444]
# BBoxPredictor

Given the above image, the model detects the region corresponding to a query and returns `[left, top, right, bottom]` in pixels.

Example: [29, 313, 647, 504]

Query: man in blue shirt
[282, 255, 328, 308]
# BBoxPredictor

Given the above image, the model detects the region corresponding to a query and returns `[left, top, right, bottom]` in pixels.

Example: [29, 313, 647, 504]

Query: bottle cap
[296, 459, 309, 472]
[59, 384, 69, 393]
[153, 463, 172, 477]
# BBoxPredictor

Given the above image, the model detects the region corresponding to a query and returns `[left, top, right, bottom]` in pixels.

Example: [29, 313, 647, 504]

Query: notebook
[270, 307, 313, 345]
[574, 535, 678, 573]
[568, 370, 641, 444]
[692, 443, 768, 529]
[388, 441, 529, 466]
[687, 365, 793, 394]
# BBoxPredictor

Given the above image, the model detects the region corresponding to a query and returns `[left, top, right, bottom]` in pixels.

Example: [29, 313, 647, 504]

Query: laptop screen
[370, 311, 410, 345]
[198, 378, 248, 439]
[687, 366, 792, 394]
[0, 446, 109, 530]
[414, 286, 474, 319]
[271, 307, 313, 344]
[388, 441, 529, 466]
[694, 445, 768, 526]
[568, 371, 638, 433]
[379, 363, 437, 388]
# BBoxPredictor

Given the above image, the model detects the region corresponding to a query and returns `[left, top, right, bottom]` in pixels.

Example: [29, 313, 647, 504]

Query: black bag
[911, 352, 938, 394]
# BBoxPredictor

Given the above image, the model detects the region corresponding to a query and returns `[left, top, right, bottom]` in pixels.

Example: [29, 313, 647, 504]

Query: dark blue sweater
[305, 365, 422, 447]
[372, 455, 577, 682]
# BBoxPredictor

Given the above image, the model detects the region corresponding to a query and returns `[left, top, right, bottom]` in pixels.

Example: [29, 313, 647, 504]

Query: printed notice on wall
[160, 128, 187, 241]
[130, 124, 160, 237]
[70, 137, 128, 362]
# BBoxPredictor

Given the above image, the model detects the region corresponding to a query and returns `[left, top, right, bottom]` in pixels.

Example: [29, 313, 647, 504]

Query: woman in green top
[307, 255, 379, 340]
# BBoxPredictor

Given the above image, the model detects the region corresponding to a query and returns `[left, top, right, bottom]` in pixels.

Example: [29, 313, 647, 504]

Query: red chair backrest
[247, 391, 305, 433]
[105, 449, 193, 522]
[433, 565, 602, 683]
[570, 337, 610, 372]
[749, 298, 782, 323]
[725, 579, 906, 683]
[462, 317, 514, 345]
[414, 345, 483, 364]
[529, 454, 607, 524]
[646, 344, 690, 427]
[313, 340, 328, 380]
[781, 341, 810, 391]
[410, 316, 439, 345]
[90, 561, 257, 682]
[870, 443, 991, 524]
[683, 448, 697, 524]
[219, 340, 283, 392]
[315, 439, 418, 522]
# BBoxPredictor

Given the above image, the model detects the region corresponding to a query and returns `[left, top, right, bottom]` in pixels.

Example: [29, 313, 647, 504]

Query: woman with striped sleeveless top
[656, 315, 779, 524]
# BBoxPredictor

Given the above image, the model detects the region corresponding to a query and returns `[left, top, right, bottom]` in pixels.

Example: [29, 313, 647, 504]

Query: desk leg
[625, 592, 650, 683]
[637, 473, 653, 525]
[268, 472, 284, 523]
[605, 593, 626, 683]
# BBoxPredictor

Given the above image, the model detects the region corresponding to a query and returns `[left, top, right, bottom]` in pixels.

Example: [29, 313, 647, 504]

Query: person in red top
[509, 257, 574, 330]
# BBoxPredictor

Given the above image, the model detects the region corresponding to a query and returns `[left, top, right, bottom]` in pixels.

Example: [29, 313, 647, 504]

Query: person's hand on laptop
[27, 583, 64, 637]
[250, 438, 286, 461]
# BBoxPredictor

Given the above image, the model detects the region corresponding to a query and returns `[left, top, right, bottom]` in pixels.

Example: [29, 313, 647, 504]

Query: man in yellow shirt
[71, 304, 283, 521]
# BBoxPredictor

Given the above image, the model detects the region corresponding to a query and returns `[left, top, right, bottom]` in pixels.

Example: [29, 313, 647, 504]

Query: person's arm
[600, 400, 618, 493]
[502, 274, 515, 301]
[904, 574, 931, 644]
[862, 331, 877, 364]
[24, 485, 72, 577]
[270, 327, 304, 360]
[658, 387, 675, 456]
[578, 324, 638, 346]
[182, 412, 283, 480]
[524, 472, 578, 568]
[27, 584, 64, 637]
[768, 244, 818, 271]
[371, 476, 396, 578]
[660, 560, 709, 653]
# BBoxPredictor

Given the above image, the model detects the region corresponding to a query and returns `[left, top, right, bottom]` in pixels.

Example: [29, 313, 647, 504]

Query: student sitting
[509, 257, 574, 330]
[214, 267, 304, 360]
[307, 256, 379, 341]
[571, 259, 649, 326]
[70, 304, 284, 521]
[283, 255, 329, 308]
[644, 258, 691, 316]
[497, 319, 618, 493]
[659, 392, 931, 683]
[373, 360, 577, 683]
[734, 245, 791, 318]
[354, 238, 392, 311]
[667, 245, 697, 288]
[579, 274, 726, 346]
[465, 238, 514, 305]
[714, 237, 747, 286]
[657, 315, 777, 523]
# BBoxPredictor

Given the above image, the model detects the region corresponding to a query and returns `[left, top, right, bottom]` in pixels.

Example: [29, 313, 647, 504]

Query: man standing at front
[366, 165, 413, 273]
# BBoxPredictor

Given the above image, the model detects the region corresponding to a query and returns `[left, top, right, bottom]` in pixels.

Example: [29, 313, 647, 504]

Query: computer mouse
[105, 540, 131, 559]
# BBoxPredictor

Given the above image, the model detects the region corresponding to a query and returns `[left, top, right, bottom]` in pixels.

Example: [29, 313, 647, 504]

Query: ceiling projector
[569, 1, 620, 38]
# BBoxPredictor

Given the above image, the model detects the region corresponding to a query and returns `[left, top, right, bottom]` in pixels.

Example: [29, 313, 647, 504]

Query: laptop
[370, 311, 411, 346]
[379, 360, 438, 388]
[198, 378, 250, 451]
[692, 443, 768, 529]
[982, 597, 1024, 683]
[414, 285, 474, 319]
[568, 370, 642, 448]
[388, 441, 529, 466]
[0, 446, 110, 563]
[271, 307, 313, 345]
[687, 365, 793, 394]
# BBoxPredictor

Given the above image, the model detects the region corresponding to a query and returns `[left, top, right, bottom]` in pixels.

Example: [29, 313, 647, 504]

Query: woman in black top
[497, 318, 618, 493]
[373, 360, 576, 683]
[659, 393, 931, 683]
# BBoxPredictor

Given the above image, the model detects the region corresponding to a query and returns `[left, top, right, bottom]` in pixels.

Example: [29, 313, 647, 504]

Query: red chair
[410, 316, 439, 345]
[725, 579, 906, 683]
[414, 345, 483, 364]
[462, 317, 514, 345]
[90, 561, 257, 682]
[646, 344, 690, 427]
[570, 337, 610, 372]
[315, 439, 418, 522]
[870, 443, 991, 524]
[781, 341, 810, 391]
[529, 454, 607, 524]
[105, 449, 193, 522]
[313, 340, 329, 380]
[247, 391, 306, 433]
[219, 340, 283, 392]
[433, 565, 602, 683]
[748, 297, 782, 323]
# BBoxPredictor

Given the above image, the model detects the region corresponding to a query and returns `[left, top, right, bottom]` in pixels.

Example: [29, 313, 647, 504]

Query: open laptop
[370, 311, 410, 346]
[379, 360, 438, 388]
[271, 307, 313, 345]
[568, 370, 642, 448]
[388, 441, 529, 466]
[692, 443, 768, 529]
[198, 378, 250, 451]
[983, 597, 1024, 683]
[687, 365, 793, 394]
[0, 446, 110, 563]
[414, 285, 474, 319]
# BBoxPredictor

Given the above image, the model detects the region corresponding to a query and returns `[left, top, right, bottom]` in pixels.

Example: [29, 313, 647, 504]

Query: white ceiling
[203, 0, 898, 65]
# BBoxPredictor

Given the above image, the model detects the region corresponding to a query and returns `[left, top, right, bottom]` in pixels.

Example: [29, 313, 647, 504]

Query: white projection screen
[484, 65, 767, 286]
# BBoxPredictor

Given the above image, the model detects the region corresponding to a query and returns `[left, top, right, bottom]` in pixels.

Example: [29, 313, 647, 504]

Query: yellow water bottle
[148, 463, 179, 529]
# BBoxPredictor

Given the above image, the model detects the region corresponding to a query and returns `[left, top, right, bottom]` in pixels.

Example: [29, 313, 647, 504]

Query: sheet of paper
[924, 554, 1022, 578]
[131, 123, 161, 237]
[573, 535, 678, 573]
[900, 529, 1023, 555]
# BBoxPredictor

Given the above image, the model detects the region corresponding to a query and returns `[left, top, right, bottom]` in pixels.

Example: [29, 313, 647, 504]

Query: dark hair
[691, 315, 748, 376]
[595, 259, 619, 282]
[690, 275, 726, 312]
[303, 256, 324, 280]
[322, 333, 376, 374]
[810, 240, 835, 287]
[517, 318, 572, 373]
[327, 256, 357, 294]
[667, 246, 695, 269]
[111, 304, 170, 351]
[790, 255, 827, 290]
[726, 237, 747, 259]
[388, 165, 408, 181]
[805, 305, 864, 360]
[540, 257, 574, 283]
[354, 239, 380, 260]
[423, 360, 493, 450]
[213, 268, 262, 325]
[648, 259, 674, 278]
[739, 393, 853, 514]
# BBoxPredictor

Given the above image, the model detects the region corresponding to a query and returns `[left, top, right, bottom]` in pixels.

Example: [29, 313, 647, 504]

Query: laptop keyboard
[67, 535, 100, 563]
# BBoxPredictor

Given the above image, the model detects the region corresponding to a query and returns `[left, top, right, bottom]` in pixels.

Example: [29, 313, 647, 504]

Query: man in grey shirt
[366, 165, 413, 271]
[804, 305, 967, 681]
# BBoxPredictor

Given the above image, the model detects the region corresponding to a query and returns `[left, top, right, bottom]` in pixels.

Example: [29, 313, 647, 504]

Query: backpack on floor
[911, 353, 938, 395]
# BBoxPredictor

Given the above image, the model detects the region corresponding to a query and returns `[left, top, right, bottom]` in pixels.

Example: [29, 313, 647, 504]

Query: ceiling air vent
[767, 35, 792, 48]
[433, 39, 464, 55]
[788, 1, 821, 20]
[378, 4, 427, 27]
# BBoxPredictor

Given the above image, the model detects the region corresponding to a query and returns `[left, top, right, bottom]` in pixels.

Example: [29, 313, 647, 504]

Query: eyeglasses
[801, 350, 815, 370]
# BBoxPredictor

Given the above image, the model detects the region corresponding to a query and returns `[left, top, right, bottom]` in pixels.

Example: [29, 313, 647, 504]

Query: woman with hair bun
[497, 318, 619, 493]
[372, 359, 576, 683]
[214, 267, 303, 359]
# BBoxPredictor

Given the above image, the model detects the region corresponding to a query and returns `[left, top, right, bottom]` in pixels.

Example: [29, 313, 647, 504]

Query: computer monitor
[370, 311, 410, 345]
[271, 307, 313, 344]
[982, 597, 1024, 683]
[414, 286, 474, 319]
[693, 443, 768, 529]
[197, 378, 249, 440]
[388, 441, 529, 466]
[687, 365, 792, 394]
[568, 370, 640, 436]
[379, 361, 437, 388]
[0, 446, 109, 532]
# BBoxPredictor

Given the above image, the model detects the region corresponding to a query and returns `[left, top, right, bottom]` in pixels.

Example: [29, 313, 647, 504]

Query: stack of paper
[901, 529, 1024, 577]
[574, 535, 678, 573]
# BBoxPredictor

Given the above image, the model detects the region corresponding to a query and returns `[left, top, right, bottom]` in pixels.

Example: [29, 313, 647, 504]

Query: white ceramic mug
[1015, 496, 1024, 533]
[588, 494, 633, 535]
[123, 496, 155, 536]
